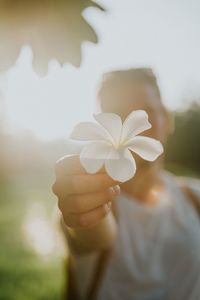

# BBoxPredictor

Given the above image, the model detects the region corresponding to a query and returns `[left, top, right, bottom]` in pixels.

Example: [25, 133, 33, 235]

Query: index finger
[55, 155, 86, 177]
[54, 172, 119, 196]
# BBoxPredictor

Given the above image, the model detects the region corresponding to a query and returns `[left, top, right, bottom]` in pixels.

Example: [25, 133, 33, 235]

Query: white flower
[70, 110, 164, 182]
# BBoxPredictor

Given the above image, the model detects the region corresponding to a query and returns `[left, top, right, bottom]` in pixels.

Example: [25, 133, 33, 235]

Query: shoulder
[162, 171, 200, 219]
[162, 172, 200, 267]
[176, 174, 200, 196]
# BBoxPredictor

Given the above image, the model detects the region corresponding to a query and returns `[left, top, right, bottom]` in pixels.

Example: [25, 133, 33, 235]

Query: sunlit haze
[2, 0, 200, 140]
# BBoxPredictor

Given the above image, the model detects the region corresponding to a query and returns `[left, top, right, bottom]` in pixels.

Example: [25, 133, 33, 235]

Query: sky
[2, 0, 200, 140]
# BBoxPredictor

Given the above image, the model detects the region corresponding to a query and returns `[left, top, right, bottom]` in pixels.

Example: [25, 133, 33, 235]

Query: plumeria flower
[70, 110, 164, 182]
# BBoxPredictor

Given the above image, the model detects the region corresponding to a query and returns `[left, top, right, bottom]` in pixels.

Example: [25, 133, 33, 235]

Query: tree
[165, 101, 200, 175]
[0, 0, 105, 74]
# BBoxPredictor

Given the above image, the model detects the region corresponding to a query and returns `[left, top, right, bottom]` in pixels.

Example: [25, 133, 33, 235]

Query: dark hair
[98, 67, 161, 101]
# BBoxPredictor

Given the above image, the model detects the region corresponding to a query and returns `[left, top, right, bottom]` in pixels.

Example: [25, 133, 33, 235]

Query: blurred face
[99, 82, 168, 142]
[98, 81, 171, 169]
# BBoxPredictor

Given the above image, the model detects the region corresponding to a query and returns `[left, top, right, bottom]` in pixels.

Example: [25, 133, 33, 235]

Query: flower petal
[80, 141, 115, 159]
[107, 148, 120, 160]
[80, 141, 118, 174]
[70, 122, 111, 142]
[80, 157, 104, 174]
[128, 136, 164, 161]
[121, 110, 152, 143]
[105, 149, 136, 182]
[94, 113, 122, 146]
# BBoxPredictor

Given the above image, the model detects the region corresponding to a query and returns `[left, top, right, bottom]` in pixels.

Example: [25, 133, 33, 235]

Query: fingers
[58, 186, 120, 214]
[62, 202, 112, 228]
[53, 155, 121, 229]
[53, 172, 119, 196]
[55, 155, 86, 177]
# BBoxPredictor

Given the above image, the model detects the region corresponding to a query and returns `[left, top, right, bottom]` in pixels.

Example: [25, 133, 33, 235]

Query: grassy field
[0, 173, 66, 300]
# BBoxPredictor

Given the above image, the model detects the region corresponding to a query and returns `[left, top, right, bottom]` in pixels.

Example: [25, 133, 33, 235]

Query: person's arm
[61, 212, 117, 253]
[53, 155, 119, 254]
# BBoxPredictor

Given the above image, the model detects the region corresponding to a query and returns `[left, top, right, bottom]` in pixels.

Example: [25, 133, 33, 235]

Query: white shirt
[74, 172, 200, 300]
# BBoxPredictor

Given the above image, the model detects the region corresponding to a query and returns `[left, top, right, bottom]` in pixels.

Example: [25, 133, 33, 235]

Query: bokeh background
[0, 0, 200, 299]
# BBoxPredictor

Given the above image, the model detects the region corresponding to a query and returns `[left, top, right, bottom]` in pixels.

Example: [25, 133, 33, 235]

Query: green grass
[0, 174, 66, 300]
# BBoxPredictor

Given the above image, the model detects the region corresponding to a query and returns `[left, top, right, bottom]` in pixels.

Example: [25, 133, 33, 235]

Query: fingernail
[105, 201, 112, 212]
[113, 185, 120, 195]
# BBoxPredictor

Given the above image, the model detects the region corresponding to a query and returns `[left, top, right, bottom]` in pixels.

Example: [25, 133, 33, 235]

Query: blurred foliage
[0, 174, 66, 300]
[0, 0, 105, 74]
[165, 101, 200, 177]
[0, 99, 67, 298]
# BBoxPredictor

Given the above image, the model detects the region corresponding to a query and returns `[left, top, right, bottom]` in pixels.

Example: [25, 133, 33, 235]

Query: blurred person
[53, 68, 200, 300]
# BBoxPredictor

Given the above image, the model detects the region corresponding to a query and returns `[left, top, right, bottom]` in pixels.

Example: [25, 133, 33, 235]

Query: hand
[52, 155, 120, 229]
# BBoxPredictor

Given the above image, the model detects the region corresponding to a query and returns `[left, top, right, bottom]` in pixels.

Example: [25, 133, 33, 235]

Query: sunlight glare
[23, 202, 65, 257]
